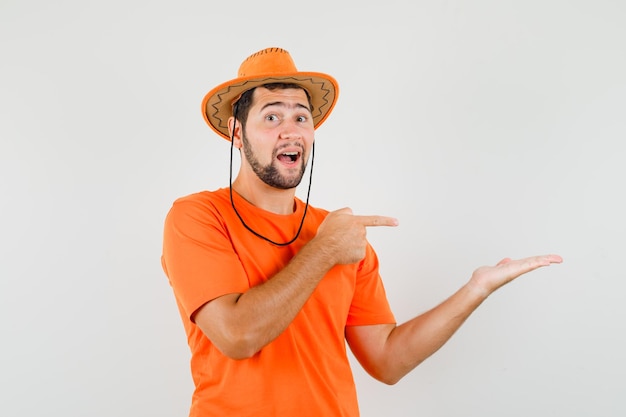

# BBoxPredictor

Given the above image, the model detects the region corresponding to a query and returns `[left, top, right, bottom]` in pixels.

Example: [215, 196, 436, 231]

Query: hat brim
[202, 72, 339, 141]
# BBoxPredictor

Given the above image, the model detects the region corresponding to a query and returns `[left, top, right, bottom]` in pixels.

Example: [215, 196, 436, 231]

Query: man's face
[239, 87, 315, 189]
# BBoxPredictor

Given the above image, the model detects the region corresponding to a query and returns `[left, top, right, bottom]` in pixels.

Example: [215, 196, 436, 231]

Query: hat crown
[238, 47, 298, 77]
[202, 46, 338, 140]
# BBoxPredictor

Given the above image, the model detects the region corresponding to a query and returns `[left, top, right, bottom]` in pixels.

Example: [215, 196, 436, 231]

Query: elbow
[221, 349, 258, 361]
[372, 370, 403, 386]
[206, 327, 263, 360]
[379, 375, 401, 386]
[366, 361, 415, 386]
[193, 302, 268, 360]
[219, 341, 260, 360]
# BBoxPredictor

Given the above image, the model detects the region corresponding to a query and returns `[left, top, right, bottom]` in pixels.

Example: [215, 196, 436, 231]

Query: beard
[241, 131, 307, 190]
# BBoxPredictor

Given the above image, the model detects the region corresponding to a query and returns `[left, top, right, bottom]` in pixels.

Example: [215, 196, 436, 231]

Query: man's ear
[228, 117, 243, 149]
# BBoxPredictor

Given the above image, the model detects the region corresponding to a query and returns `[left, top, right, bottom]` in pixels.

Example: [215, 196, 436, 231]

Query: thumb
[497, 257, 512, 266]
[334, 207, 353, 215]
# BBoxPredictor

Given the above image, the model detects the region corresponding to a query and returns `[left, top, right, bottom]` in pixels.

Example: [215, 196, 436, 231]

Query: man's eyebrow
[260, 101, 312, 113]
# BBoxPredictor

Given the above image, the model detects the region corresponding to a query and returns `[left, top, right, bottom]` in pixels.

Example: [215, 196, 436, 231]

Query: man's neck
[231, 177, 297, 215]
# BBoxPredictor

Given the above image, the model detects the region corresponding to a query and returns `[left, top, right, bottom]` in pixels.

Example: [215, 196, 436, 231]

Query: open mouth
[277, 151, 300, 164]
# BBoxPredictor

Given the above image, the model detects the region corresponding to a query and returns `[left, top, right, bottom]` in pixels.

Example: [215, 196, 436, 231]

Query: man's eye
[266, 114, 278, 121]
[297, 116, 308, 122]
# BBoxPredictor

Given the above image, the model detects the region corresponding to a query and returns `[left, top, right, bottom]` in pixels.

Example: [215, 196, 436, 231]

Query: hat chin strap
[228, 117, 314, 246]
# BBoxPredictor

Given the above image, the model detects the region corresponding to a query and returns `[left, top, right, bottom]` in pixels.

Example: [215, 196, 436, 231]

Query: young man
[161, 47, 562, 417]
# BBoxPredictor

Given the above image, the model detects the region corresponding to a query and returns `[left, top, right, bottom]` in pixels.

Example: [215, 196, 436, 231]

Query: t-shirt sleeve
[346, 243, 396, 326]
[161, 197, 250, 321]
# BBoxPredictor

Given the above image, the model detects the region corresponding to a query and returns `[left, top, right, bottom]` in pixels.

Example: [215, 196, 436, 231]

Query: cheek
[248, 141, 275, 162]
[302, 126, 315, 143]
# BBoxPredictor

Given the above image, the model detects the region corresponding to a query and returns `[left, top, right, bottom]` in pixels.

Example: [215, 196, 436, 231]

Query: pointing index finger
[355, 215, 399, 227]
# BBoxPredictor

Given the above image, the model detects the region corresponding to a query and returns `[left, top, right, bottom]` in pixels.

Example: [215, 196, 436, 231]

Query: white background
[1, 1, 625, 416]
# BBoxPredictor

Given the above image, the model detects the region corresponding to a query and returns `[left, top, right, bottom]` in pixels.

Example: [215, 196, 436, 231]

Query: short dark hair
[233, 83, 313, 132]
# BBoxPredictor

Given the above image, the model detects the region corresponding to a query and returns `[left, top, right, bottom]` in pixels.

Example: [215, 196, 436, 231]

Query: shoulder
[166, 188, 231, 224]
[172, 187, 229, 206]
[172, 188, 232, 210]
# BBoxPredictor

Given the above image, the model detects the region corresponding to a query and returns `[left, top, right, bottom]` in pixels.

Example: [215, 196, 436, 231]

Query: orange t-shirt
[161, 188, 395, 417]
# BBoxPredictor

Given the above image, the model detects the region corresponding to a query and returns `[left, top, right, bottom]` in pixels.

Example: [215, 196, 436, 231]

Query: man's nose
[278, 120, 302, 140]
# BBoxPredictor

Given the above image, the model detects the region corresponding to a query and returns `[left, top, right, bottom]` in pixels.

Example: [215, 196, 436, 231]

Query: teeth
[282, 152, 298, 155]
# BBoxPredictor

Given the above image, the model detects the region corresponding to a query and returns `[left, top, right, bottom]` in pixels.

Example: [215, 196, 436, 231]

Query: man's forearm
[383, 283, 488, 382]
[195, 236, 337, 359]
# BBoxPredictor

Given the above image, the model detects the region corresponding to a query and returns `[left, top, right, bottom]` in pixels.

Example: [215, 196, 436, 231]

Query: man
[161, 47, 562, 417]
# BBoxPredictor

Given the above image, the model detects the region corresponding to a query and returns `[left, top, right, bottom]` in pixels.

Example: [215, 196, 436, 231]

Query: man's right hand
[315, 207, 399, 265]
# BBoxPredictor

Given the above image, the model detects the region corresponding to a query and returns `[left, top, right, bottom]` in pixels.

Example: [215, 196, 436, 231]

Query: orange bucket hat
[201, 47, 339, 140]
